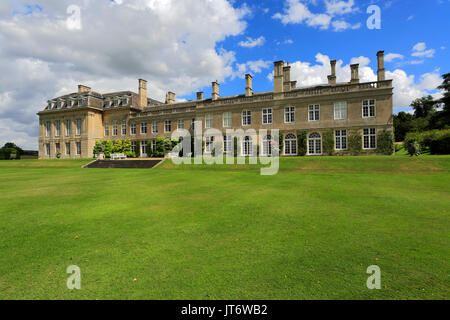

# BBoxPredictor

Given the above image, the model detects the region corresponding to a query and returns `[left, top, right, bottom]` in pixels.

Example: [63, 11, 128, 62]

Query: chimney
[377, 51, 385, 81]
[138, 79, 148, 107]
[166, 91, 176, 104]
[327, 60, 337, 85]
[197, 91, 204, 101]
[245, 74, 253, 97]
[273, 60, 284, 93]
[78, 85, 91, 93]
[212, 81, 219, 101]
[290, 81, 297, 89]
[350, 64, 359, 84]
[283, 64, 291, 91]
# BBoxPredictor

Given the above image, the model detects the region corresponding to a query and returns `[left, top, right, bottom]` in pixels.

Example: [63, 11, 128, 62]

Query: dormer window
[47, 101, 52, 109]
[57, 100, 63, 109]
[122, 97, 128, 106]
[114, 99, 119, 107]
[78, 97, 83, 106]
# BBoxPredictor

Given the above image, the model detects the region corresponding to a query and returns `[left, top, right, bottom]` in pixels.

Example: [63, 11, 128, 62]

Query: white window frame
[65, 120, 71, 136]
[76, 142, 81, 155]
[284, 134, 297, 156]
[122, 97, 128, 106]
[76, 119, 82, 135]
[242, 110, 251, 126]
[141, 140, 147, 156]
[262, 108, 273, 124]
[65, 142, 71, 155]
[77, 98, 83, 107]
[363, 128, 377, 149]
[152, 121, 158, 133]
[262, 135, 273, 156]
[121, 120, 126, 135]
[242, 136, 253, 156]
[284, 107, 295, 123]
[45, 143, 50, 156]
[223, 135, 232, 154]
[130, 123, 136, 135]
[177, 119, 184, 130]
[104, 123, 109, 137]
[54, 120, 60, 137]
[205, 114, 213, 129]
[205, 136, 214, 153]
[164, 120, 171, 133]
[141, 122, 147, 134]
[308, 132, 322, 155]
[45, 121, 51, 137]
[334, 102, 347, 120]
[362, 99, 376, 118]
[223, 112, 232, 127]
[131, 141, 136, 153]
[308, 104, 320, 121]
[335, 129, 347, 150]
[151, 140, 156, 153]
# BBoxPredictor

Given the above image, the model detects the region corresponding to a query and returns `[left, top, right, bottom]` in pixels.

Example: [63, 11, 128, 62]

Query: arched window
[262, 135, 272, 156]
[308, 132, 322, 155]
[284, 134, 297, 155]
[242, 136, 253, 156]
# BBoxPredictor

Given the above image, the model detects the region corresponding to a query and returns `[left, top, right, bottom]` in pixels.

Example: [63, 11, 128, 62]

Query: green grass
[0, 155, 449, 300]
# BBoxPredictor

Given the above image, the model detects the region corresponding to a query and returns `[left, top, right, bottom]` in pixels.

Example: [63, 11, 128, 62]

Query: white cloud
[325, 0, 358, 16]
[272, 0, 331, 29]
[0, 0, 251, 149]
[235, 60, 271, 79]
[284, 39, 294, 44]
[332, 20, 361, 31]
[407, 15, 414, 21]
[238, 36, 266, 48]
[385, 53, 404, 62]
[412, 42, 435, 58]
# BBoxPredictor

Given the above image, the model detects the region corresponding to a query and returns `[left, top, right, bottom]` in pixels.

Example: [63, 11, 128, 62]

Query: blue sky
[0, 0, 449, 149]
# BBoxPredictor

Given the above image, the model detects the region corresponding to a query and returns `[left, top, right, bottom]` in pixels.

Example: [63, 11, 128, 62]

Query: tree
[437, 73, 450, 112]
[411, 95, 436, 118]
[393, 112, 415, 141]
[2, 142, 24, 154]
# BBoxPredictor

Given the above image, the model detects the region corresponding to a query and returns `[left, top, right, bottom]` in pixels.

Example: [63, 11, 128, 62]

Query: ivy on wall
[322, 129, 335, 156]
[279, 131, 284, 154]
[348, 130, 362, 155]
[296, 130, 307, 156]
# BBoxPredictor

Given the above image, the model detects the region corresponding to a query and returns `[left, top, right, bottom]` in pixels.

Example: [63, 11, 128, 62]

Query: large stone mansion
[37, 51, 393, 158]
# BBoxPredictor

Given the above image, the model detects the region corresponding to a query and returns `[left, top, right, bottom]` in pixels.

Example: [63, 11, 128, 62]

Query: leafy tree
[411, 95, 436, 118]
[2, 142, 23, 155]
[393, 112, 415, 142]
[113, 140, 123, 153]
[123, 139, 133, 157]
[104, 141, 114, 158]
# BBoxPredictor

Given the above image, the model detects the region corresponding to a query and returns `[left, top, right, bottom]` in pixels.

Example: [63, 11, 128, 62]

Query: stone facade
[37, 51, 393, 158]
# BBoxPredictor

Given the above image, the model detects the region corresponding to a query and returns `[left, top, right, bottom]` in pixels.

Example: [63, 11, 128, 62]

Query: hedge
[0, 148, 20, 160]
[296, 130, 307, 156]
[376, 130, 395, 154]
[404, 129, 450, 155]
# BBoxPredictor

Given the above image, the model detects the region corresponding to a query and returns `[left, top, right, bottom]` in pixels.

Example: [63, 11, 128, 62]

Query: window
[165, 120, 171, 133]
[152, 121, 158, 133]
[65, 142, 70, 155]
[111, 122, 117, 136]
[205, 114, 213, 129]
[57, 101, 63, 109]
[122, 97, 128, 106]
[284, 134, 297, 155]
[105, 100, 111, 108]
[242, 110, 251, 126]
[131, 124, 136, 135]
[285, 107, 295, 123]
[114, 99, 119, 107]
[76, 142, 81, 155]
[334, 102, 347, 120]
[141, 122, 147, 134]
[122, 120, 127, 135]
[223, 112, 232, 127]
[131, 141, 136, 153]
[45, 121, 51, 137]
[104, 123, 109, 137]
[223, 135, 232, 154]
[45, 143, 50, 156]
[152, 140, 156, 153]
[308, 132, 322, 155]
[205, 136, 214, 153]
[76, 119, 81, 135]
[141, 141, 147, 156]
[363, 128, 376, 149]
[177, 120, 184, 130]
[242, 136, 253, 156]
[78, 98, 83, 107]
[191, 118, 196, 130]
[262, 135, 273, 156]
[262, 108, 273, 124]
[55, 143, 60, 153]
[308, 104, 320, 121]
[65, 120, 71, 136]
[335, 130, 347, 150]
[55, 120, 61, 137]
[363, 100, 376, 118]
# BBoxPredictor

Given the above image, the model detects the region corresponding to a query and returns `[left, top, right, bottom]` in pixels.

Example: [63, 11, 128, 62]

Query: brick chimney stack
[212, 81, 219, 100]
[350, 64, 359, 84]
[327, 60, 337, 85]
[377, 51, 385, 81]
[273, 60, 284, 93]
[245, 74, 253, 97]
[283, 63, 292, 91]
[138, 79, 148, 107]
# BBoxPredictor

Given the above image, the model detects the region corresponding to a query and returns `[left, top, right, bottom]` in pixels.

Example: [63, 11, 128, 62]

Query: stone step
[85, 159, 162, 169]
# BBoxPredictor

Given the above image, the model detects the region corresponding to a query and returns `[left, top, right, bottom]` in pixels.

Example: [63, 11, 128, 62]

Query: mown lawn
[0, 155, 449, 300]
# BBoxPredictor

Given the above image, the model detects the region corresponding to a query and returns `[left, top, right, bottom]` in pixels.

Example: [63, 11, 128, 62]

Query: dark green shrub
[0, 148, 19, 160]
[404, 132, 423, 156]
[296, 130, 307, 156]
[348, 130, 362, 155]
[135, 141, 140, 158]
[322, 129, 334, 155]
[376, 130, 394, 154]
[429, 131, 450, 154]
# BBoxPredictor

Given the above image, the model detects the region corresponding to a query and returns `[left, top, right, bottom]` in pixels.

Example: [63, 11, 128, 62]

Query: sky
[0, 0, 449, 150]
